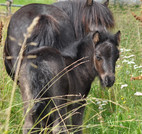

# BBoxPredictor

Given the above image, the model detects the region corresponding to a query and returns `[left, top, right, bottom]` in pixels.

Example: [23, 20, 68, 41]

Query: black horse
[4, 0, 114, 80]
[4, 4, 76, 79]
[54, 0, 114, 38]
[19, 30, 120, 134]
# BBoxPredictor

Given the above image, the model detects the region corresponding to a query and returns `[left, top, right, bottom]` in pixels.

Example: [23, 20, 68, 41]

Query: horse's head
[92, 31, 120, 87]
[82, 0, 114, 35]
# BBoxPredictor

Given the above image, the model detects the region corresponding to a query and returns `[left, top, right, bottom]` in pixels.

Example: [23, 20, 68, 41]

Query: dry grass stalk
[132, 1, 142, 23]
[131, 75, 142, 80]
[132, 12, 142, 23]
[5, 16, 40, 132]
[0, 21, 4, 45]
[131, 2, 142, 81]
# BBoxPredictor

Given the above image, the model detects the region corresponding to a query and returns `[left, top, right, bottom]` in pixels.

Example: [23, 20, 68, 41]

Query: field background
[0, 0, 142, 134]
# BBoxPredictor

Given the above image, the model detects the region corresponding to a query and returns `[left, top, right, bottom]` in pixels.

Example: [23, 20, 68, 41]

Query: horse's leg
[69, 100, 86, 134]
[19, 79, 36, 134]
[51, 98, 68, 134]
[48, 81, 69, 134]
[19, 66, 40, 134]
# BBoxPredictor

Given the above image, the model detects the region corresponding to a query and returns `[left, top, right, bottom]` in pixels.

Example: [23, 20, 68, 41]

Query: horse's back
[20, 47, 69, 97]
[4, 3, 75, 77]
[6, 3, 74, 53]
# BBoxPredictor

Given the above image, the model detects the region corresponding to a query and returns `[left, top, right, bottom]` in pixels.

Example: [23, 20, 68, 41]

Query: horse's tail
[26, 15, 60, 52]
[3, 37, 15, 80]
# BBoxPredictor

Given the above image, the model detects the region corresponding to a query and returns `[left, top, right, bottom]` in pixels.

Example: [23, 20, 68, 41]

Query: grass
[0, 2, 142, 134]
[0, 0, 56, 5]
[84, 5, 142, 134]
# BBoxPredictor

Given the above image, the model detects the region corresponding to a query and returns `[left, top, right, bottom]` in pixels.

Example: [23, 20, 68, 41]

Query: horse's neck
[54, 0, 85, 39]
[65, 53, 97, 86]
[67, 56, 97, 96]
[77, 57, 96, 80]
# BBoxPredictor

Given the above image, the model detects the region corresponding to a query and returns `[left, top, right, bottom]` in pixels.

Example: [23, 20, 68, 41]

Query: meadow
[0, 1, 142, 134]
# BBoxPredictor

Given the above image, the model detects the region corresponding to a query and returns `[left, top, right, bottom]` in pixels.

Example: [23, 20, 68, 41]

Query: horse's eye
[96, 55, 102, 61]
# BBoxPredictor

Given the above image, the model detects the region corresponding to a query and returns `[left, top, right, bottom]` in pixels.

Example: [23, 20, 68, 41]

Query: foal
[19, 30, 120, 134]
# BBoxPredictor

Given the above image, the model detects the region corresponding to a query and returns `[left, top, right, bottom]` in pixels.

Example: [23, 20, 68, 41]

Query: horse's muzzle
[103, 75, 115, 87]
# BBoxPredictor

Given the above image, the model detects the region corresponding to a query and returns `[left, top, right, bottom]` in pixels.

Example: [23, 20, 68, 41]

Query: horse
[4, 4, 76, 80]
[53, 0, 114, 38]
[4, 0, 114, 80]
[19, 30, 121, 134]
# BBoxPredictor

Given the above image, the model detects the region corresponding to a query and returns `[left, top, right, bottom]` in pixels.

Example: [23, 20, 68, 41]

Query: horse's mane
[61, 29, 119, 60]
[54, 0, 114, 39]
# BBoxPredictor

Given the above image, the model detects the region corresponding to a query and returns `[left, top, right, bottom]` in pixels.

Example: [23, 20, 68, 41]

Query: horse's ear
[104, 0, 109, 7]
[93, 31, 100, 45]
[86, 0, 93, 6]
[115, 31, 121, 46]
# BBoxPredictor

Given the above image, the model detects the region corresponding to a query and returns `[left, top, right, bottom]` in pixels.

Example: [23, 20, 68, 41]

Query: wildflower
[123, 55, 135, 59]
[120, 48, 131, 52]
[134, 65, 142, 69]
[134, 92, 142, 96]
[98, 106, 103, 110]
[125, 49, 131, 52]
[96, 100, 108, 110]
[102, 100, 108, 104]
[126, 71, 130, 74]
[116, 65, 120, 68]
[127, 61, 135, 65]
[86, 124, 91, 128]
[123, 101, 126, 104]
[122, 59, 135, 64]
[96, 101, 101, 105]
[121, 96, 124, 100]
[121, 84, 128, 89]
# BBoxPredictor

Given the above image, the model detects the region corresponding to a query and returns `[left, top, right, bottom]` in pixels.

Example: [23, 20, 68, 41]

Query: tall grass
[0, 3, 142, 134]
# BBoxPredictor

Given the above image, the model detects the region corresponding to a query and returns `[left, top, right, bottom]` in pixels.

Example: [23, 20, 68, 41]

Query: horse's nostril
[105, 76, 109, 84]
[104, 75, 115, 87]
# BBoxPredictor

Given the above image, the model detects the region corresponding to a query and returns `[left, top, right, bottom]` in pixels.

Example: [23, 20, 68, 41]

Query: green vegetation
[0, 2, 142, 134]
[84, 6, 142, 134]
[0, 0, 55, 5]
